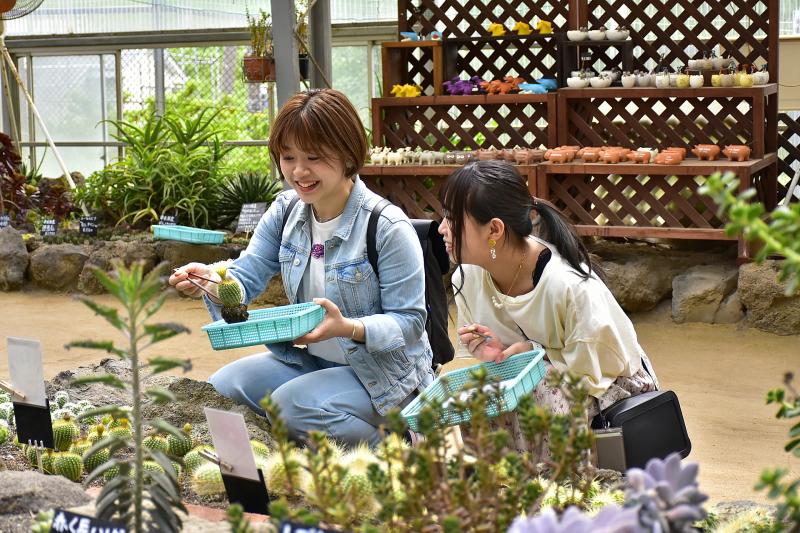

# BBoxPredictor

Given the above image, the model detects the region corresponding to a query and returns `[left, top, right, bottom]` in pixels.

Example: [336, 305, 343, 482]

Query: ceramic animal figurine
[487, 22, 506, 36]
[419, 150, 434, 165]
[691, 144, 721, 161]
[512, 21, 532, 35]
[627, 151, 651, 164]
[546, 150, 569, 163]
[480, 76, 524, 95]
[518, 82, 547, 94]
[369, 146, 388, 165]
[580, 148, 602, 162]
[722, 145, 751, 161]
[601, 150, 622, 164]
[663, 147, 687, 158]
[432, 151, 445, 165]
[399, 32, 420, 42]
[655, 152, 683, 165]
[386, 150, 404, 165]
[535, 20, 553, 34]
[390, 84, 422, 98]
[443, 76, 481, 95]
[428, 31, 443, 41]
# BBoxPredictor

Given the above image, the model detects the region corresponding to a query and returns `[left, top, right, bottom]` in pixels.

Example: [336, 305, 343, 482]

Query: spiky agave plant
[216, 171, 282, 228]
[65, 260, 192, 532]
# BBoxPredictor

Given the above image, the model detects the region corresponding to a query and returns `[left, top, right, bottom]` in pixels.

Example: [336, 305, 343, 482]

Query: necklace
[313, 206, 345, 223]
[491, 248, 527, 309]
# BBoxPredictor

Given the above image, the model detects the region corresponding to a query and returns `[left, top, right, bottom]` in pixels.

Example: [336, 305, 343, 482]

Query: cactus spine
[54, 452, 84, 481]
[83, 446, 111, 473]
[52, 413, 80, 452]
[143, 434, 169, 453]
[191, 462, 225, 497]
[167, 423, 193, 457]
[215, 264, 249, 323]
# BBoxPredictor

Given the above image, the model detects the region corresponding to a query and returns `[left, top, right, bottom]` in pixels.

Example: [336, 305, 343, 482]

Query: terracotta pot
[242, 56, 276, 83]
[691, 144, 721, 161]
[627, 151, 651, 164]
[722, 145, 751, 161]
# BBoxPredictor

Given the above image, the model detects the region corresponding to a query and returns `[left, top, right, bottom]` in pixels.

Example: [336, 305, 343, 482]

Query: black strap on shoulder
[280, 196, 301, 238]
[367, 199, 391, 276]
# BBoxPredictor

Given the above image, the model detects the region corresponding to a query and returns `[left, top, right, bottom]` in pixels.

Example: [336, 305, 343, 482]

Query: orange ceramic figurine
[722, 145, 751, 161]
[691, 144, 721, 161]
[627, 151, 652, 164]
[655, 152, 683, 165]
[601, 150, 622, 163]
[546, 150, 569, 163]
[663, 147, 687, 158]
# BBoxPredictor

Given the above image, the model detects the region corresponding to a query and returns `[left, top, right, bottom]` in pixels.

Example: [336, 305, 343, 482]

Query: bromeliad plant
[65, 261, 192, 532]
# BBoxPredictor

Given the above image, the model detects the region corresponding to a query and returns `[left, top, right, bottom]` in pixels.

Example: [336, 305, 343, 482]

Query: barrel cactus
[167, 423, 193, 457]
[83, 445, 111, 473]
[54, 391, 69, 408]
[250, 439, 271, 459]
[54, 452, 84, 482]
[183, 445, 215, 474]
[52, 413, 80, 452]
[143, 434, 169, 453]
[0, 402, 14, 424]
[215, 264, 249, 324]
[0, 420, 8, 445]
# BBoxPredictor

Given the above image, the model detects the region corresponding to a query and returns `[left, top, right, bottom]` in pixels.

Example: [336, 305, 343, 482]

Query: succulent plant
[0, 420, 8, 445]
[54, 452, 84, 481]
[30, 509, 55, 533]
[250, 439, 271, 458]
[41, 449, 57, 475]
[52, 413, 80, 451]
[54, 390, 69, 408]
[191, 462, 225, 497]
[167, 423, 193, 457]
[624, 453, 708, 532]
[0, 391, 9, 404]
[69, 437, 92, 457]
[83, 445, 111, 473]
[87, 423, 107, 444]
[183, 445, 215, 474]
[142, 433, 169, 453]
[263, 448, 308, 496]
[0, 402, 14, 424]
[215, 263, 249, 324]
[508, 505, 642, 532]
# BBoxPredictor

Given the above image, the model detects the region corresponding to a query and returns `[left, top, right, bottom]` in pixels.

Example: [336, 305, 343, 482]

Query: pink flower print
[311, 243, 325, 259]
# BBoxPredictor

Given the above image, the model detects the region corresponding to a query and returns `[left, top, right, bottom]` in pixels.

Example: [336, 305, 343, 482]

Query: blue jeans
[209, 351, 403, 448]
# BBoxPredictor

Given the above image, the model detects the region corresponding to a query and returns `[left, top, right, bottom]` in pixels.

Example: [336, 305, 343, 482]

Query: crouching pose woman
[438, 160, 658, 451]
[170, 89, 433, 447]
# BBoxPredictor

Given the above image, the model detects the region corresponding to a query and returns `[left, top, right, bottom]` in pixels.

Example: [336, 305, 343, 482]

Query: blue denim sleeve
[203, 194, 288, 319]
[358, 212, 427, 353]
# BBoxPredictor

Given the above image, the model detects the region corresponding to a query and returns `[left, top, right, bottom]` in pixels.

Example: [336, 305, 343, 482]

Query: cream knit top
[452, 237, 646, 397]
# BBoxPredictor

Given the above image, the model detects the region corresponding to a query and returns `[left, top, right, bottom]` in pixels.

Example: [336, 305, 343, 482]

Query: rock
[600, 256, 677, 312]
[671, 265, 739, 323]
[252, 274, 289, 307]
[714, 291, 745, 324]
[738, 261, 800, 335]
[0, 471, 92, 532]
[155, 241, 239, 271]
[79, 240, 159, 294]
[29, 244, 89, 291]
[0, 227, 29, 291]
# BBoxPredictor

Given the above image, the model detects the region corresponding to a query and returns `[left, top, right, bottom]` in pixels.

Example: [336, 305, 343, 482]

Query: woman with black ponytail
[438, 160, 658, 450]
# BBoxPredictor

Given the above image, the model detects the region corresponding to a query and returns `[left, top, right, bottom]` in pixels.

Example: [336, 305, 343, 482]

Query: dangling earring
[488, 238, 497, 260]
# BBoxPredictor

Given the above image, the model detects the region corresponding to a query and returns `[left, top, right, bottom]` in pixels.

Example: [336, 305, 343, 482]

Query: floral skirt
[462, 353, 659, 454]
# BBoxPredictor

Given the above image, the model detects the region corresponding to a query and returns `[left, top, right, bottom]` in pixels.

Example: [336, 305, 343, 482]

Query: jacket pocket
[335, 258, 379, 317]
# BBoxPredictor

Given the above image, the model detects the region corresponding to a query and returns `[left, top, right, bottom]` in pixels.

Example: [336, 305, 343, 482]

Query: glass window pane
[332, 45, 369, 126]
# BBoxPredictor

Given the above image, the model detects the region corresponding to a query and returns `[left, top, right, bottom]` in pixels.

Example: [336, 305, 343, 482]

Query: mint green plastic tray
[152, 225, 226, 244]
[401, 349, 547, 432]
[202, 303, 325, 350]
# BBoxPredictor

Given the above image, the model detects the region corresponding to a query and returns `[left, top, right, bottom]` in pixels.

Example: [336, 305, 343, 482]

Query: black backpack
[281, 196, 454, 369]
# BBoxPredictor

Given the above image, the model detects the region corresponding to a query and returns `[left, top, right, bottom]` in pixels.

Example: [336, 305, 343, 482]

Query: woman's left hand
[294, 298, 353, 344]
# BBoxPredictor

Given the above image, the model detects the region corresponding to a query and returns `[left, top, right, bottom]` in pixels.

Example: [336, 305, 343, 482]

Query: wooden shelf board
[558, 83, 777, 98]
[382, 40, 441, 48]
[539, 153, 777, 175]
[575, 225, 733, 240]
[374, 93, 553, 106]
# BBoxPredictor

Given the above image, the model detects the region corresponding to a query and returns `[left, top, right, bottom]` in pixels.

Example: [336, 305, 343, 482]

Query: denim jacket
[205, 177, 434, 415]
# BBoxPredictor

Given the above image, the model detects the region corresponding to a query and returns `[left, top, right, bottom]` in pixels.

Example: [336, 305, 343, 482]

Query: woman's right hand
[168, 262, 221, 300]
[457, 323, 506, 363]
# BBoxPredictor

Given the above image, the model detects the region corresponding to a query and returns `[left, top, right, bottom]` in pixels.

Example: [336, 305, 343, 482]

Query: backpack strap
[367, 199, 391, 276]
[280, 196, 301, 238]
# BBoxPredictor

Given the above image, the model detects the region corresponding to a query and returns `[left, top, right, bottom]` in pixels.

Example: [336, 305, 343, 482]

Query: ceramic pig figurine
[691, 144, 721, 161]
[655, 152, 683, 165]
[582, 149, 602, 162]
[627, 151, 651, 164]
[722, 145, 751, 161]
[601, 150, 622, 163]
[546, 150, 569, 163]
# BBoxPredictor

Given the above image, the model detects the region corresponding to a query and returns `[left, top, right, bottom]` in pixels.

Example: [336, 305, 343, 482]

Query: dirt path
[0, 290, 797, 505]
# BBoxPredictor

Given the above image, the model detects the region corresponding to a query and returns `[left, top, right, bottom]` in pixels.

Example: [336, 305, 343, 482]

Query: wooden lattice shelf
[534, 154, 778, 258]
[557, 84, 778, 158]
[372, 94, 557, 152]
[583, 0, 778, 77]
[360, 164, 538, 220]
[382, 40, 443, 96]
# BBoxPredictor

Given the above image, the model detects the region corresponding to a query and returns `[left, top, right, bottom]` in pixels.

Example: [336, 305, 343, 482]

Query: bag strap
[367, 199, 390, 276]
[280, 196, 301, 238]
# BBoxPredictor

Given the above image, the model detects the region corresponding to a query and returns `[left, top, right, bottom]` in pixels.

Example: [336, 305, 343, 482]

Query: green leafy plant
[756, 372, 800, 531]
[76, 108, 233, 228]
[700, 171, 800, 294]
[246, 8, 273, 58]
[217, 171, 282, 228]
[65, 261, 192, 531]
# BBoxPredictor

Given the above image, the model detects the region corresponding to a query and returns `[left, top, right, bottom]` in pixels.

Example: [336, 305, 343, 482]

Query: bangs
[271, 108, 337, 161]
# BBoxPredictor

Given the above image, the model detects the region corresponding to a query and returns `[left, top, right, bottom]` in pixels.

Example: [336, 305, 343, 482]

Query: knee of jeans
[208, 368, 247, 405]
[271, 386, 322, 441]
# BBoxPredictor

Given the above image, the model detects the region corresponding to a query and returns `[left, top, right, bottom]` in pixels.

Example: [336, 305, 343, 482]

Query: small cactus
[191, 462, 225, 497]
[250, 439, 271, 458]
[0, 421, 8, 445]
[54, 391, 69, 408]
[143, 434, 169, 453]
[87, 424, 106, 444]
[41, 449, 56, 475]
[109, 419, 132, 440]
[215, 264, 249, 324]
[52, 413, 80, 451]
[54, 452, 84, 481]
[83, 446, 111, 473]
[0, 391, 9, 404]
[69, 437, 92, 457]
[0, 402, 14, 424]
[263, 449, 308, 496]
[167, 423, 193, 457]
[183, 445, 215, 474]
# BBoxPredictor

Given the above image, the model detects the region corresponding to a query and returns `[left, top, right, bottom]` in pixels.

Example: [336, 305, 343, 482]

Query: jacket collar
[293, 176, 367, 241]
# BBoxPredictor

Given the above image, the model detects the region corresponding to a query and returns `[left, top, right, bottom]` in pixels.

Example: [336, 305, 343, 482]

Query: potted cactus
[243, 8, 275, 83]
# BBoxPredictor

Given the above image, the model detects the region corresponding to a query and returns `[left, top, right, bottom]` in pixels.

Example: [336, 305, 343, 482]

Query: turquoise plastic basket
[201, 303, 325, 350]
[152, 225, 226, 244]
[401, 349, 547, 432]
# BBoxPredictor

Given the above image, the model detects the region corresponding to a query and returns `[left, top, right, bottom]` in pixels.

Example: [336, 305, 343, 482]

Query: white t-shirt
[453, 237, 646, 397]
[302, 212, 348, 364]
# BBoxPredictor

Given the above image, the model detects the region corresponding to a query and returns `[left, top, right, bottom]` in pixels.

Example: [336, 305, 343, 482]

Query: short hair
[269, 88, 367, 178]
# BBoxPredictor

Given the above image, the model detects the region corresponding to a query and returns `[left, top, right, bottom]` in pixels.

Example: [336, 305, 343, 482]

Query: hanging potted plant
[295, 0, 310, 80]
[243, 8, 275, 83]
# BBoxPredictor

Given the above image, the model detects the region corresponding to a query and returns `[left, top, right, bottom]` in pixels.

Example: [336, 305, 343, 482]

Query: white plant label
[204, 407, 260, 481]
[7, 337, 47, 407]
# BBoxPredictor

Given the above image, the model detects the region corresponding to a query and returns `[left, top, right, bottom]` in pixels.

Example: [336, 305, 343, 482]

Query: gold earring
[488, 238, 497, 260]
